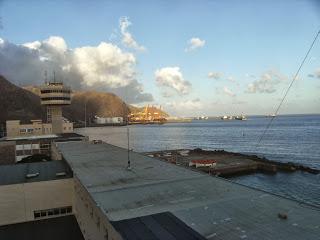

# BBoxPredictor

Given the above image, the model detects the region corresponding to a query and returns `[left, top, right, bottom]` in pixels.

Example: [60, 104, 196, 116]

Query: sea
[76, 114, 320, 207]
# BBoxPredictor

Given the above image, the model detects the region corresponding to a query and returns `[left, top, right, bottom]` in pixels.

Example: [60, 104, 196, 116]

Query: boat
[235, 115, 247, 120]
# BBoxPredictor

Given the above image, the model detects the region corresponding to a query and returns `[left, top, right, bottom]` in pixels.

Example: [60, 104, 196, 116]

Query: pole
[84, 101, 87, 128]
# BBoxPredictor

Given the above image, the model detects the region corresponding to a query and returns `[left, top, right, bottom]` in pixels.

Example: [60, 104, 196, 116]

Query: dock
[56, 141, 320, 240]
[144, 148, 320, 177]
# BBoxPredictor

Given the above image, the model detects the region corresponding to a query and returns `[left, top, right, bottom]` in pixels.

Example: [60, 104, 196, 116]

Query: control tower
[40, 80, 71, 134]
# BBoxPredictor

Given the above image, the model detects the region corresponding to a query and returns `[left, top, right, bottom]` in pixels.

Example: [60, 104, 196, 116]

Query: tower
[40, 79, 71, 134]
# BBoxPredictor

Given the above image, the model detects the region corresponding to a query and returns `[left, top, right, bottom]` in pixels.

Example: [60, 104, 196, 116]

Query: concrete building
[94, 117, 124, 125]
[0, 160, 84, 240]
[40, 81, 71, 134]
[0, 133, 86, 164]
[6, 119, 73, 138]
[56, 142, 320, 240]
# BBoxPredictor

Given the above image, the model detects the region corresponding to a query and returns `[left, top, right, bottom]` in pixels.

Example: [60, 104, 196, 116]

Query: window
[54, 208, 60, 215]
[66, 206, 72, 213]
[60, 207, 67, 214]
[34, 211, 40, 218]
[40, 211, 47, 217]
[48, 209, 54, 216]
[34, 206, 72, 219]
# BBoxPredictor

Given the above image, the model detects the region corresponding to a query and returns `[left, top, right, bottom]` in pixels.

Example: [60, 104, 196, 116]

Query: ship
[235, 115, 247, 120]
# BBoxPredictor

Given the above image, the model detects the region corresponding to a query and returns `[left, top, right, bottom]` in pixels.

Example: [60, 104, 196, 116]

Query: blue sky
[0, 0, 320, 116]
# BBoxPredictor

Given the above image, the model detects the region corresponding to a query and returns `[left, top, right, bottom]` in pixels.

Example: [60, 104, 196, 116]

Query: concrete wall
[73, 177, 122, 240]
[0, 178, 74, 226]
[0, 141, 16, 165]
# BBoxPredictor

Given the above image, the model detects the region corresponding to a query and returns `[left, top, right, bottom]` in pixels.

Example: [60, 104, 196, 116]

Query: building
[94, 117, 124, 125]
[1, 141, 320, 239]
[0, 133, 86, 164]
[6, 119, 73, 138]
[40, 80, 72, 134]
[0, 160, 84, 240]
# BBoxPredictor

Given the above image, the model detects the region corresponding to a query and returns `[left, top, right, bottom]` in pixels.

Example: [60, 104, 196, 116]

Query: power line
[255, 29, 320, 150]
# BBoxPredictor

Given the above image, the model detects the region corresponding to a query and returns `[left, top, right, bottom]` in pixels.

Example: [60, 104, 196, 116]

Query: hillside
[0, 76, 45, 124]
[64, 91, 130, 123]
[1, 76, 168, 125]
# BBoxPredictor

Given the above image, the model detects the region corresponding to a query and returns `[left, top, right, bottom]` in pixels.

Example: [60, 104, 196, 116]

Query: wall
[0, 178, 74, 226]
[73, 177, 122, 240]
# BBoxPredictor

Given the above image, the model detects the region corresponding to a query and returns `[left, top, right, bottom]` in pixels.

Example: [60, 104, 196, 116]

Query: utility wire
[255, 29, 320, 150]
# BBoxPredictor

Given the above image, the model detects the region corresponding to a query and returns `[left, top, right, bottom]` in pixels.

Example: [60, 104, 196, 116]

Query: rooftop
[57, 141, 320, 240]
[3, 134, 58, 141]
[0, 160, 72, 185]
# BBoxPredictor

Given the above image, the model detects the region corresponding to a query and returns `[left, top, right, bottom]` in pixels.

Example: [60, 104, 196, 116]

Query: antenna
[44, 70, 47, 84]
[53, 71, 56, 83]
[84, 101, 87, 128]
[125, 87, 131, 170]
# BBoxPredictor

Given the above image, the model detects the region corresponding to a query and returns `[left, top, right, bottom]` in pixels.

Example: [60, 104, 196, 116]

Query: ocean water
[76, 114, 320, 207]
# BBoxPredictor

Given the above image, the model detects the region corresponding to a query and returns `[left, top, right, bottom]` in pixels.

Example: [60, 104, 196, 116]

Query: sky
[0, 0, 320, 116]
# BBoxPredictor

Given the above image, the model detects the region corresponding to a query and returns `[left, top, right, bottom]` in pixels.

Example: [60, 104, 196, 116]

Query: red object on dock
[191, 159, 217, 164]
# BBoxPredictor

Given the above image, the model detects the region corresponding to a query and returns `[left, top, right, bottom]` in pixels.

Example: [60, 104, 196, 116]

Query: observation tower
[40, 78, 71, 134]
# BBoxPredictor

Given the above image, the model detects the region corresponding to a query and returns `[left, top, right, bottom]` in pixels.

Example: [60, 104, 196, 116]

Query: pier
[144, 148, 320, 177]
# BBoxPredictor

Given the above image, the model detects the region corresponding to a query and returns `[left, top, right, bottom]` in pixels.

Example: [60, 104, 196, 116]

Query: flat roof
[0, 160, 72, 185]
[4, 134, 58, 141]
[57, 141, 320, 240]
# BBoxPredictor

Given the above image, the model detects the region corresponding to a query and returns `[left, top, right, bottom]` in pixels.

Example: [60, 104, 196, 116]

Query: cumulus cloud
[155, 67, 191, 96]
[185, 37, 205, 52]
[165, 98, 203, 116]
[0, 36, 153, 103]
[246, 70, 287, 94]
[223, 86, 236, 97]
[208, 72, 222, 79]
[119, 17, 145, 51]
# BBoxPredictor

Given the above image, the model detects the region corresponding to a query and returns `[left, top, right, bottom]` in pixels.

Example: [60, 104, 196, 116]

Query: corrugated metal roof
[0, 160, 72, 185]
[57, 141, 320, 240]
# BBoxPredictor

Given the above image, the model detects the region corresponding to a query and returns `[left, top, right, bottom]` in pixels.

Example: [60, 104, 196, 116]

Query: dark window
[40, 211, 47, 217]
[53, 208, 60, 215]
[60, 208, 67, 214]
[48, 209, 54, 216]
[66, 206, 72, 213]
[34, 212, 40, 218]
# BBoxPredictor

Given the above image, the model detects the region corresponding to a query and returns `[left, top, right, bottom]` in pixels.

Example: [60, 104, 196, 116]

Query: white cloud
[119, 17, 145, 51]
[246, 70, 287, 94]
[165, 98, 203, 116]
[208, 72, 222, 79]
[223, 86, 236, 97]
[0, 36, 153, 103]
[227, 76, 236, 83]
[185, 37, 205, 52]
[155, 67, 191, 95]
